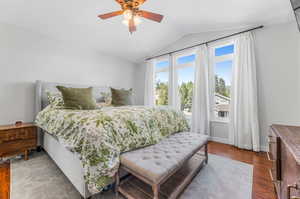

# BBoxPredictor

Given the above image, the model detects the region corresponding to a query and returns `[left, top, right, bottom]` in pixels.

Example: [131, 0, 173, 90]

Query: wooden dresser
[269, 124, 300, 199]
[0, 123, 37, 160]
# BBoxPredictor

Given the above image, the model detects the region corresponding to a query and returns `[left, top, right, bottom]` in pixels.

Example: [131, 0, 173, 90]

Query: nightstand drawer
[0, 127, 36, 143]
[22, 127, 37, 139]
[0, 139, 37, 156]
[0, 123, 37, 160]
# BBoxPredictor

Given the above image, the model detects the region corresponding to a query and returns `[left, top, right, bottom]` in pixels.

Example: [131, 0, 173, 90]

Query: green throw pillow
[111, 88, 134, 106]
[56, 86, 97, 110]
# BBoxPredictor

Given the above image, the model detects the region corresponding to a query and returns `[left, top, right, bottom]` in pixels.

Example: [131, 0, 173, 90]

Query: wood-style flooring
[0, 141, 276, 199]
[0, 161, 10, 199]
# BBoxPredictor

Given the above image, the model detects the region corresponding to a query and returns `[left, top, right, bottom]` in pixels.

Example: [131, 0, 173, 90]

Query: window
[154, 54, 196, 114]
[155, 60, 169, 106]
[176, 54, 196, 117]
[212, 43, 234, 121]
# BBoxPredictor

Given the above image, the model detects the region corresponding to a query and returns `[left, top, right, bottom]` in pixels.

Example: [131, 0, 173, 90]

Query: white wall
[0, 23, 137, 125]
[134, 63, 146, 105]
[255, 22, 300, 149]
[136, 22, 300, 150]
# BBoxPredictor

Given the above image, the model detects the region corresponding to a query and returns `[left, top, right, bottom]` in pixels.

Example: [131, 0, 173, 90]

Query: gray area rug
[11, 152, 253, 199]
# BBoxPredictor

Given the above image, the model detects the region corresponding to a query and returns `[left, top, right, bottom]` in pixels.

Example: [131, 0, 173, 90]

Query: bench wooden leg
[152, 184, 160, 199]
[115, 170, 120, 198]
[205, 143, 208, 164]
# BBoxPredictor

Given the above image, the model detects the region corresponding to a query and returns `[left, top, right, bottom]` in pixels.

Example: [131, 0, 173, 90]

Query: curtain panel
[191, 45, 210, 135]
[168, 54, 181, 110]
[229, 32, 260, 151]
[144, 59, 155, 106]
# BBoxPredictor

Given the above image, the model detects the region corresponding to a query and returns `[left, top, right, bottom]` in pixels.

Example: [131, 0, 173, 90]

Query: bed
[34, 80, 189, 198]
[35, 80, 112, 198]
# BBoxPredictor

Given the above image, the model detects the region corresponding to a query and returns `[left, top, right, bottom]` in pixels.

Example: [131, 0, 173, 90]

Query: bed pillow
[111, 88, 134, 106]
[46, 91, 64, 108]
[56, 86, 97, 110]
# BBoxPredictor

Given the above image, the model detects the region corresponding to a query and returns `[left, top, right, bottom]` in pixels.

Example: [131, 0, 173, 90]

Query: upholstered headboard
[35, 80, 110, 146]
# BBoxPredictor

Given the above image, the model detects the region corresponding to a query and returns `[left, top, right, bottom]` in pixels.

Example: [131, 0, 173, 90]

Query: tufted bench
[116, 132, 209, 199]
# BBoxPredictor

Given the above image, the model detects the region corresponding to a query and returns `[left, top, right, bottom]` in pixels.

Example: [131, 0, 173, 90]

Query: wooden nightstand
[0, 123, 37, 160]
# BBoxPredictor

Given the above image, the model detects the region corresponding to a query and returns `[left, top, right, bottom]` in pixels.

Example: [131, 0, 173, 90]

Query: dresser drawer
[0, 127, 36, 143]
[0, 139, 37, 156]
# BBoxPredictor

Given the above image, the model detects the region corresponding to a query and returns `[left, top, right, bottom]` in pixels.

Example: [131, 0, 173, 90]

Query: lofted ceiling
[0, 0, 294, 63]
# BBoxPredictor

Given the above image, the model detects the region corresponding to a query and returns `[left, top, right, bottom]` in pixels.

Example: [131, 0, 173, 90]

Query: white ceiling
[0, 0, 294, 63]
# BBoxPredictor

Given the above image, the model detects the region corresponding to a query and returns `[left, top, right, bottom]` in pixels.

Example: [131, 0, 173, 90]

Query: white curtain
[168, 54, 181, 110]
[191, 45, 210, 135]
[144, 59, 155, 106]
[229, 32, 260, 151]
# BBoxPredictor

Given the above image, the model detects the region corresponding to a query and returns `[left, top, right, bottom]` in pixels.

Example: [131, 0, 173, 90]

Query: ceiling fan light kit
[98, 0, 164, 34]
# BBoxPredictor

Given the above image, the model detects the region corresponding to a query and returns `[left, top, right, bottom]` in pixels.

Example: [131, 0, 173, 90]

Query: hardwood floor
[0, 161, 10, 199]
[0, 142, 276, 199]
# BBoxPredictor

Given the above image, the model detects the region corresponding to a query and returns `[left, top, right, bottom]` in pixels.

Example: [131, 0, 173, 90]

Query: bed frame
[35, 80, 111, 199]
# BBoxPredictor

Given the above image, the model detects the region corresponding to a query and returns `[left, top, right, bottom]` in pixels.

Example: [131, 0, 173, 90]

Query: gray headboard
[35, 80, 110, 146]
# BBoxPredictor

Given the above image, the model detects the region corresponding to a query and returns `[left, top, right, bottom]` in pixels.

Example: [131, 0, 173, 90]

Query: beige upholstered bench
[116, 132, 209, 199]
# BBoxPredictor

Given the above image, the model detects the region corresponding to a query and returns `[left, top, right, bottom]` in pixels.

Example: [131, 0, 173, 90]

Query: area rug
[11, 152, 253, 199]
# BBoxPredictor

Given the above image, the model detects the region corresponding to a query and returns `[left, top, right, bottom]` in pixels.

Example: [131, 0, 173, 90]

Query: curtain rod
[145, 25, 264, 61]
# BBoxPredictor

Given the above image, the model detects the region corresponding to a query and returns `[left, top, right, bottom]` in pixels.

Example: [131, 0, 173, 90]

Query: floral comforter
[35, 105, 189, 194]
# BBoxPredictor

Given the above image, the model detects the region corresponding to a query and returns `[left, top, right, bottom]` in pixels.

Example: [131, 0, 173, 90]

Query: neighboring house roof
[215, 93, 230, 112]
[215, 93, 230, 102]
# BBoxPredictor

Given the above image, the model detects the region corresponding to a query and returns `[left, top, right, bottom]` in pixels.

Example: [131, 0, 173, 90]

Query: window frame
[209, 41, 235, 123]
[173, 49, 197, 69]
[154, 56, 170, 106]
[173, 50, 197, 119]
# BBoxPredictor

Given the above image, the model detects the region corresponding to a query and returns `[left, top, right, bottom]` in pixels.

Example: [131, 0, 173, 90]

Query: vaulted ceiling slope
[0, 0, 294, 63]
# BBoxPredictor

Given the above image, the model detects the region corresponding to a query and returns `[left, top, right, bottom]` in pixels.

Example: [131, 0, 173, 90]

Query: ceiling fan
[98, 0, 164, 34]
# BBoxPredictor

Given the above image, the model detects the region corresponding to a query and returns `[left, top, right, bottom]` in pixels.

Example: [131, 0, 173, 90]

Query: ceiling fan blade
[129, 18, 136, 34]
[98, 11, 123, 19]
[139, 10, 164, 23]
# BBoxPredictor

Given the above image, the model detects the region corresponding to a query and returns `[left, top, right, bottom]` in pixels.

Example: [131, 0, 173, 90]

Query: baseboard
[209, 137, 229, 144]
[209, 136, 269, 152]
[260, 145, 268, 152]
